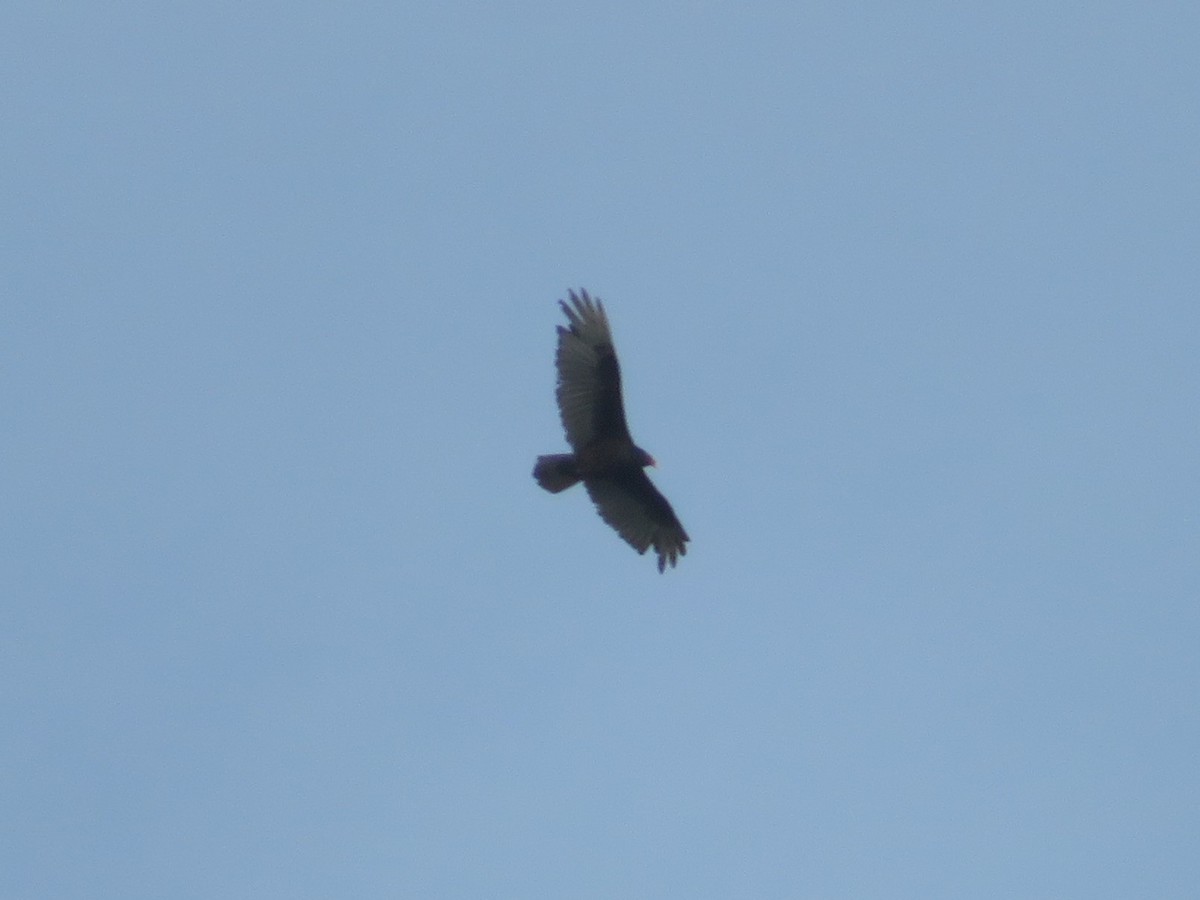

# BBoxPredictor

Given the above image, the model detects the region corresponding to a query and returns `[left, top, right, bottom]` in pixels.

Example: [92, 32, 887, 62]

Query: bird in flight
[533, 289, 689, 571]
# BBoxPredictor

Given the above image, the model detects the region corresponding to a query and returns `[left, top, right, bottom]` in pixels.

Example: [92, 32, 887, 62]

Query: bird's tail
[533, 454, 581, 493]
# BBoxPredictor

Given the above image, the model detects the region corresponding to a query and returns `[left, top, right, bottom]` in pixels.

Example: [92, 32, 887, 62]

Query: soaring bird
[533, 289, 689, 571]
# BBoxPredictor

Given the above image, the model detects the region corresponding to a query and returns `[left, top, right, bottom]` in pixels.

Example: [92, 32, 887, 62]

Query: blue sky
[4, 3, 1198, 897]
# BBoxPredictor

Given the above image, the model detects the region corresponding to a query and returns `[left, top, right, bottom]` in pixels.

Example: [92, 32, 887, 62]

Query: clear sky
[4, 3, 1198, 898]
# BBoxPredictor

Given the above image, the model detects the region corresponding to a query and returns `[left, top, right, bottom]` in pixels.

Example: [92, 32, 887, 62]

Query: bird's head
[634, 447, 657, 469]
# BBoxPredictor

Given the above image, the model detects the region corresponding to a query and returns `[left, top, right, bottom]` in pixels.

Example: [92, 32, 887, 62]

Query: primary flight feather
[533, 289, 689, 572]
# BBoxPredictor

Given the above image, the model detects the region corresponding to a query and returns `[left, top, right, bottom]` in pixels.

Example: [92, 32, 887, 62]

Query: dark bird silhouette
[533, 289, 689, 571]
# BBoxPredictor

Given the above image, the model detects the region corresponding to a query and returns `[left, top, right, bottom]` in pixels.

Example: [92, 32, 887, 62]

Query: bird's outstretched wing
[584, 469, 690, 572]
[555, 289, 632, 451]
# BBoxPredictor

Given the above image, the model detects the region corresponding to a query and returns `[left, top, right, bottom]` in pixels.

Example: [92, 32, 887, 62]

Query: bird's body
[533, 289, 689, 572]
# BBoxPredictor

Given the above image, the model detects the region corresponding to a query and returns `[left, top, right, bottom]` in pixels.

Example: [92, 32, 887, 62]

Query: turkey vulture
[533, 289, 689, 571]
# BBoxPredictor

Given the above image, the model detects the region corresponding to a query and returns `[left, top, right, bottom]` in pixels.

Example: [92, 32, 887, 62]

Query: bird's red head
[634, 447, 657, 468]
